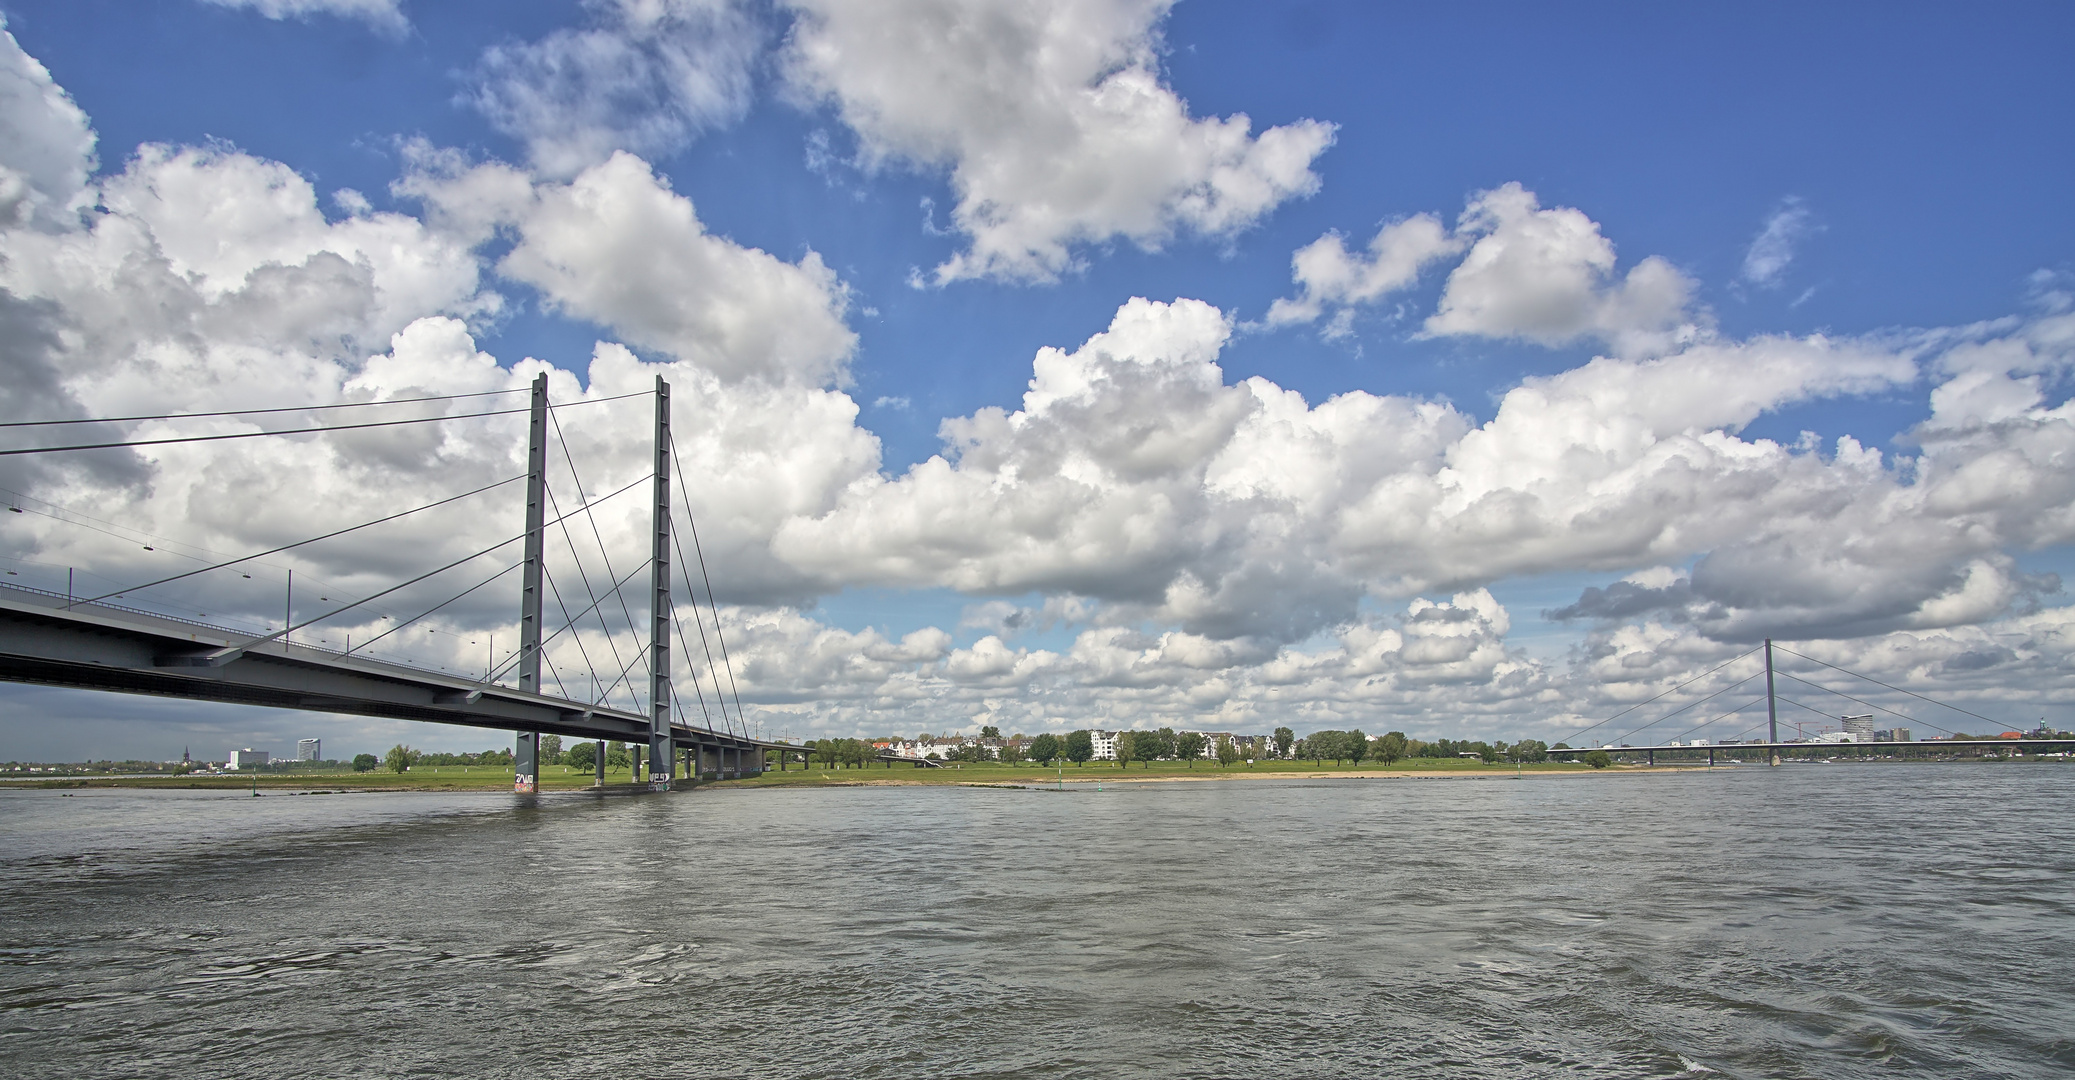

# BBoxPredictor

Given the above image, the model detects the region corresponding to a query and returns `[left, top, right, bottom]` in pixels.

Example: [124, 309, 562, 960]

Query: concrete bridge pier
[594, 740, 605, 787]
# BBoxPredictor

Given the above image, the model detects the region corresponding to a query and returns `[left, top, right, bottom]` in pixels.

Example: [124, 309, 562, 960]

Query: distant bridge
[0, 375, 789, 789]
[1550, 738, 2075, 766]
[1551, 638, 2064, 766]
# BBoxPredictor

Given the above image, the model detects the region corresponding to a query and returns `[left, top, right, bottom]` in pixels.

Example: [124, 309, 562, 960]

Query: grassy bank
[722, 757, 1603, 787]
[0, 763, 642, 792]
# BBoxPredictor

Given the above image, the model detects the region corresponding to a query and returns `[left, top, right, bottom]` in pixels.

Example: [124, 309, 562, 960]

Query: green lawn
[5, 763, 644, 791]
[723, 756, 1595, 786]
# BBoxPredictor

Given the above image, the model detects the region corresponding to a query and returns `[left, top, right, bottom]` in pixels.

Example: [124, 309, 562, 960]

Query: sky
[1, 0, 2072, 762]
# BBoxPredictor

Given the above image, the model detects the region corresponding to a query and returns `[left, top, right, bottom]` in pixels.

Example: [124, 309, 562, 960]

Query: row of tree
[794, 728, 1566, 770]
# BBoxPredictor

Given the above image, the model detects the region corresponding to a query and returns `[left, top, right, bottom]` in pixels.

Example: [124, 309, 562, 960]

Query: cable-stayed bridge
[0, 375, 787, 790]
[1549, 639, 2073, 764]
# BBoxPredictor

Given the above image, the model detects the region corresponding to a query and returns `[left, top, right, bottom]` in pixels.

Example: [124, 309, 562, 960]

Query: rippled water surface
[1, 766, 2070, 1078]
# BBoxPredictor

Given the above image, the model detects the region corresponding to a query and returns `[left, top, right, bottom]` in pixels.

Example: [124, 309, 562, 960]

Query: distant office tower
[297, 738, 321, 762]
[1891, 727, 1911, 742]
[228, 748, 270, 770]
[1842, 715, 1875, 742]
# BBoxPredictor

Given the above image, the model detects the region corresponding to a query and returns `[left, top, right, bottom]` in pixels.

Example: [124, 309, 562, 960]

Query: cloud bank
[2, 21, 2072, 752]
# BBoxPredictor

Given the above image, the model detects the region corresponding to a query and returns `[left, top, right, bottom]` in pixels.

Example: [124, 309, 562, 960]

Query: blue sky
[1, 0, 2072, 760]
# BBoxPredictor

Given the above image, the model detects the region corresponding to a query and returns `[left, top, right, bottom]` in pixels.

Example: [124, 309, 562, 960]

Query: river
[0, 765, 2068, 1078]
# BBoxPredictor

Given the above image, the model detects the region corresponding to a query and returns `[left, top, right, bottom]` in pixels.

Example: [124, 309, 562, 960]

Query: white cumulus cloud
[0, 19, 96, 230]
[1265, 213, 1460, 334]
[781, 0, 1335, 283]
[1424, 182, 1701, 355]
[467, 0, 762, 178]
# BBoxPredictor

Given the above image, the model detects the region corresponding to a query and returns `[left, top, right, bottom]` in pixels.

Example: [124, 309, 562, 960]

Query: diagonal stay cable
[540, 645, 571, 700]
[1561, 645, 1764, 745]
[2, 390, 648, 456]
[540, 564, 606, 707]
[589, 613, 659, 717]
[544, 481, 636, 703]
[533, 559, 653, 712]
[341, 561, 522, 659]
[76, 473, 525, 606]
[545, 390, 649, 413]
[666, 514, 734, 738]
[1773, 670, 1961, 737]
[1664, 695, 1768, 745]
[0, 387, 528, 430]
[548, 405, 650, 685]
[1613, 672, 1764, 745]
[0, 406, 530, 457]
[672, 681, 733, 752]
[476, 557, 655, 709]
[671, 437, 748, 737]
[220, 471, 650, 660]
[1771, 645, 2003, 729]
[667, 602, 716, 733]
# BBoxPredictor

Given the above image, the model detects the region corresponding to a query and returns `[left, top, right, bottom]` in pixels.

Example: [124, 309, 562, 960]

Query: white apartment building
[227, 748, 270, 770]
[296, 738, 321, 761]
[1090, 730, 1120, 761]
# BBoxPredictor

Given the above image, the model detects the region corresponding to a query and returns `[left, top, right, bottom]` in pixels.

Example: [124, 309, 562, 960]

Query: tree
[1029, 733, 1061, 765]
[1215, 736, 1240, 767]
[998, 741, 1025, 764]
[1509, 739, 1548, 764]
[351, 753, 378, 773]
[1115, 731, 1136, 769]
[539, 734, 562, 765]
[1347, 729, 1368, 768]
[1145, 727, 1177, 764]
[1304, 731, 1345, 765]
[981, 725, 1001, 739]
[1174, 730, 1206, 766]
[606, 741, 631, 769]
[1376, 731, 1407, 763]
[384, 744, 415, 774]
[1274, 726, 1295, 759]
[1584, 749, 1612, 769]
[1064, 730, 1094, 765]
[564, 741, 596, 771]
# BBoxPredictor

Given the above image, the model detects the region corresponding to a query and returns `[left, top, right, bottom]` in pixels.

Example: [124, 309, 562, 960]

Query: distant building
[1891, 728, 1911, 742]
[296, 738, 321, 762]
[1089, 730, 1120, 761]
[1842, 715, 1875, 741]
[227, 748, 270, 770]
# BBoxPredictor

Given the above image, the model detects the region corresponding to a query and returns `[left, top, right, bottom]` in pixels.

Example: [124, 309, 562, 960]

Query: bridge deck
[1551, 738, 2074, 754]
[0, 581, 781, 754]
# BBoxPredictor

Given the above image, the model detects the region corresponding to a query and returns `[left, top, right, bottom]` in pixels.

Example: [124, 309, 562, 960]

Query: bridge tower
[1764, 637, 1780, 767]
[514, 372, 549, 794]
[647, 376, 675, 788]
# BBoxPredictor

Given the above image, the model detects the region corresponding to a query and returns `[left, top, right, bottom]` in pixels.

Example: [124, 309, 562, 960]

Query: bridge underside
[0, 583, 780, 763]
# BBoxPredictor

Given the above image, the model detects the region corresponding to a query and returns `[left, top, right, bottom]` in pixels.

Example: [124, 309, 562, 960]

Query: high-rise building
[296, 738, 321, 762]
[1891, 727, 1912, 742]
[228, 748, 270, 770]
[1842, 715, 1875, 742]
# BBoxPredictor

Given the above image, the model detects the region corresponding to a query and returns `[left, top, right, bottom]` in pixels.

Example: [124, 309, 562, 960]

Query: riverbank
[9, 754, 2052, 791]
[0, 758, 1622, 790]
[0, 763, 635, 792]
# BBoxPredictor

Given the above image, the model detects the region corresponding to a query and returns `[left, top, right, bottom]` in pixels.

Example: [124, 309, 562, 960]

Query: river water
[0, 765, 2068, 1078]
